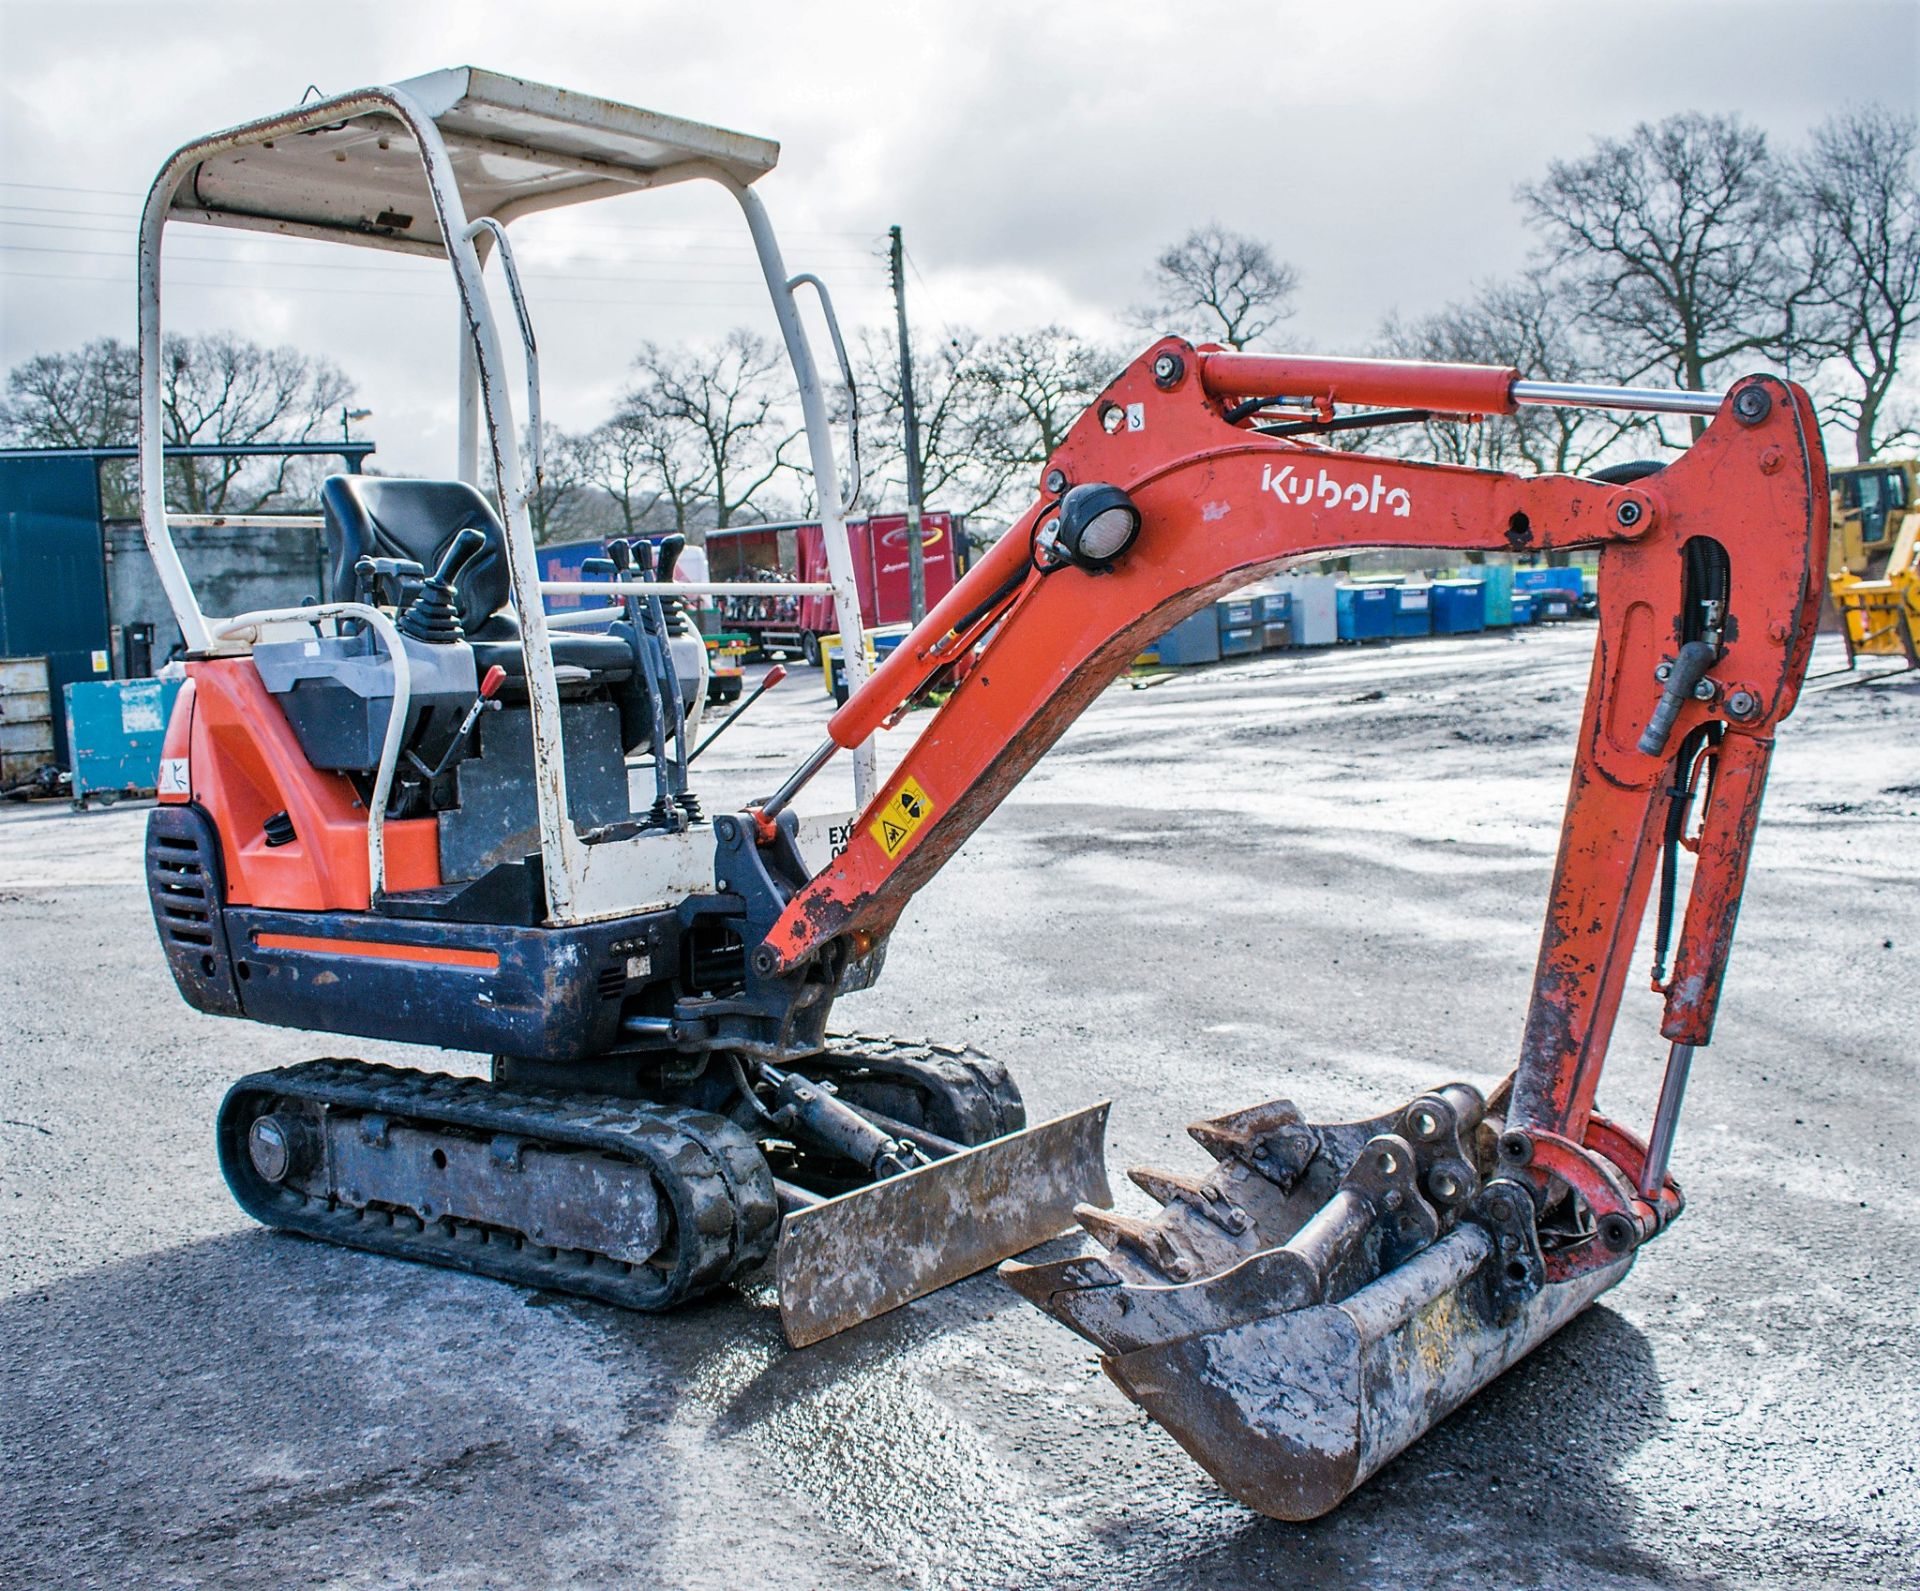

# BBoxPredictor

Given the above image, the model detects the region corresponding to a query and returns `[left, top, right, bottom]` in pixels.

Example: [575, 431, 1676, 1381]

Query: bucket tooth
[999, 1250, 1121, 1310]
[1187, 1099, 1319, 1188]
[1074, 1204, 1201, 1281]
[1128, 1165, 1253, 1235]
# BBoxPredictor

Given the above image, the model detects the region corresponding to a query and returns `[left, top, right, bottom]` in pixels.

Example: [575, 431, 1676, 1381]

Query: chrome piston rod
[1511, 379, 1726, 416]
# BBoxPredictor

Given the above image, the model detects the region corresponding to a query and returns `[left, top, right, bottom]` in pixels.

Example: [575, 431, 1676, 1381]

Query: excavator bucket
[778, 1101, 1113, 1346]
[1004, 1083, 1633, 1520]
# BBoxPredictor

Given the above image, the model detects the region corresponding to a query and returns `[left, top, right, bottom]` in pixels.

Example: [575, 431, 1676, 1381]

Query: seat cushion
[468, 611, 636, 688]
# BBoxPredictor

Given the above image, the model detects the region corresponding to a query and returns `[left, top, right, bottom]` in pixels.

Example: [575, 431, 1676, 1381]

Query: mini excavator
[138, 72, 1826, 1521]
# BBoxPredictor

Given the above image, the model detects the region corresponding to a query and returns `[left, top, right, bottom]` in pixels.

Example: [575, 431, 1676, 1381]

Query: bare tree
[0, 337, 141, 513]
[2, 333, 352, 515]
[517, 425, 594, 544]
[157, 332, 354, 513]
[1520, 113, 1813, 435]
[0, 336, 138, 449]
[578, 407, 714, 537]
[973, 326, 1115, 487]
[1790, 105, 1920, 462]
[1373, 274, 1655, 473]
[855, 326, 1026, 521]
[625, 330, 799, 535]
[1131, 223, 1300, 350]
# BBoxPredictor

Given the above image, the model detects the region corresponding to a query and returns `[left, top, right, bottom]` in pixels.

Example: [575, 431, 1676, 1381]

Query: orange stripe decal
[253, 932, 500, 970]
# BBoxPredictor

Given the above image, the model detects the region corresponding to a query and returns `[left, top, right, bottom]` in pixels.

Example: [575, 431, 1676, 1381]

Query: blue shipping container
[64, 677, 182, 807]
[1390, 584, 1432, 638]
[1511, 591, 1538, 624]
[1155, 608, 1221, 666]
[1336, 585, 1394, 641]
[1219, 625, 1262, 658]
[1430, 580, 1486, 634]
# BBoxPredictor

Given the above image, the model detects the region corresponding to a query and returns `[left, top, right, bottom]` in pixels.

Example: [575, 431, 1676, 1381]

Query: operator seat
[319, 475, 636, 691]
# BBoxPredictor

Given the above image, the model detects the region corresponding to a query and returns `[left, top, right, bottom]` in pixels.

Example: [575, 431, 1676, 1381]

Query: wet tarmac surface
[3, 625, 1915, 1588]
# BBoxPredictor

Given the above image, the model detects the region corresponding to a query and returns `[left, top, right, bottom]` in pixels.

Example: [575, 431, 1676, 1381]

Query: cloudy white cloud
[1, 0, 1913, 477]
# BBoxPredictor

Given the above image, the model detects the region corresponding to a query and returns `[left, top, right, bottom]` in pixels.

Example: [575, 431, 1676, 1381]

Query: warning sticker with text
[869, 776, 935, 859]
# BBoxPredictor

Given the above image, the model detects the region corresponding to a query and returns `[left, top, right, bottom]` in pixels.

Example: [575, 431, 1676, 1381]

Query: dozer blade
[1004, 1082, 1636, 1520]
[777, 1101, 1112, 1347]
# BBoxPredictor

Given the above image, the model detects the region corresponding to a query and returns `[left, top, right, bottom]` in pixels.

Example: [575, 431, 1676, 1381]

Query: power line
[0, 179, 882, 241]
[0, 239, 889, 290]
[0, 266, 843, 309]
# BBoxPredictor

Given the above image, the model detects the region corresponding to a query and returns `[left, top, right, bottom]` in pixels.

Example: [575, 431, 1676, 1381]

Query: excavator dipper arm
[746, 339, 1826, 1518]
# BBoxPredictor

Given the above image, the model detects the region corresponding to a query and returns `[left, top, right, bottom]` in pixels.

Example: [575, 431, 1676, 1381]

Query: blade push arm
[755, 339, 1825, 1255]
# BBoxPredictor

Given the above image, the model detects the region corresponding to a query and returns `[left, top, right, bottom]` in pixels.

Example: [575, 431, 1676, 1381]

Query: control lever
[1638, 639, 1718, 757]
[632, 539, 696, 806]
[607, 540, 676, 824]
[352, 555, 425, 610]
[688, 664, 787, 765]
[397, 527, 488, 644]
[411, 663, 508, 781]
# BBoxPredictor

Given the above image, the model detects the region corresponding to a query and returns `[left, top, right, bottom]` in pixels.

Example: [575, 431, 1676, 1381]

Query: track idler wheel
[1003, 1081, 1634, 1520]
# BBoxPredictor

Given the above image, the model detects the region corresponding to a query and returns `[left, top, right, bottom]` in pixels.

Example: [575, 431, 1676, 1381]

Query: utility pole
[888, 224, 927, 623]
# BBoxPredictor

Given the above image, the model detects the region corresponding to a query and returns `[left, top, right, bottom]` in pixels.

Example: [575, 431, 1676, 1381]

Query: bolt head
[1044, 469, 1068, 495]
[1498, 1130, 1532, 1165]
[1732, 386, 1772, 426]
[1488, 1197, 1513, 1222]
[1726, 689, 1759, 719]
[1599, 1213, 1638, 1252]
[1615, 499, 1644, 528]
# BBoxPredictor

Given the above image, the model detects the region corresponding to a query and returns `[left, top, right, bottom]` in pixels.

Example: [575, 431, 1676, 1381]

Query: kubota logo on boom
[1262, 462, 1412, 517]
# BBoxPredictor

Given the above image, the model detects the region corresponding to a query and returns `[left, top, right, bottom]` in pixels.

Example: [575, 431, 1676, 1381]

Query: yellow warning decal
[870, 775, 935, 859]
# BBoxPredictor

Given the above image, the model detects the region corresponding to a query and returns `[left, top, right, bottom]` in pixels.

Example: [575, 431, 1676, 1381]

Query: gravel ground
[1, 624, 1915, 1590]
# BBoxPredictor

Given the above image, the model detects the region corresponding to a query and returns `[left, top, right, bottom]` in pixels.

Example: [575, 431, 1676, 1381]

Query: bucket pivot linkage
[1003, 1080, 1633, 1521]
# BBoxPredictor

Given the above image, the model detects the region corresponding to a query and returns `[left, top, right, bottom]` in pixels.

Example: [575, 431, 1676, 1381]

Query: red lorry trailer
[708, 512, 962, 662]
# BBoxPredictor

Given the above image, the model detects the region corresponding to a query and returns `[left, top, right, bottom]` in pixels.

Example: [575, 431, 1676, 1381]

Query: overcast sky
[2, 0, 1915, 480]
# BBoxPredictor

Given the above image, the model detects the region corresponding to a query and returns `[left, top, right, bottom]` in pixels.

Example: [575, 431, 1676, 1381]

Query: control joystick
[398, 526, 488, 644]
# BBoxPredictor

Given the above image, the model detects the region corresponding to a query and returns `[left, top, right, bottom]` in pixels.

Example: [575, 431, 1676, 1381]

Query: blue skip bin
[1389, 584, 1432, 638]
[64, 677, 182, 808]
[1336, 585, 1394, 642]
[1430, 579, 1486, 634]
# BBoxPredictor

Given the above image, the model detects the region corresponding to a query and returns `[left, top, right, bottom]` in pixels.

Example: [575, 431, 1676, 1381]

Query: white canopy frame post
[690, 164, 877, 805]
[133, 69, 881, 926]
[136, 84, 589, 920]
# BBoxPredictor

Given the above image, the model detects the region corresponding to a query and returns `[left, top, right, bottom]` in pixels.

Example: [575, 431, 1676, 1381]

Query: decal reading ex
[870, 776, 935, 858]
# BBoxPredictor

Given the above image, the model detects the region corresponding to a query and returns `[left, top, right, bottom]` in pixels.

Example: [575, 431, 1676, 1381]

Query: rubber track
[218, 1059, 778, 1312]
[813, 1032, 1026, 1145]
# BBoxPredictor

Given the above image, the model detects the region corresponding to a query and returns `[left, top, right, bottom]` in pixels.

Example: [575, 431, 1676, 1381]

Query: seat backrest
[321, 475, 512, 632]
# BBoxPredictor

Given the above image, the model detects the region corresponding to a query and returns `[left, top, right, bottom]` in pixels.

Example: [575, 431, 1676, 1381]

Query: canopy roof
[161, 66, 781, 255]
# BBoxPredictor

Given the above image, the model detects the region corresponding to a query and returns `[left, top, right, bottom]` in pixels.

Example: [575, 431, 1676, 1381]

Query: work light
[1050, 483, 1142, 571]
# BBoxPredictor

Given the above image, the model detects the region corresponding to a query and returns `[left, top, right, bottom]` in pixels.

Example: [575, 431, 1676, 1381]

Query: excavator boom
[743, 340, 1826, 1517]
